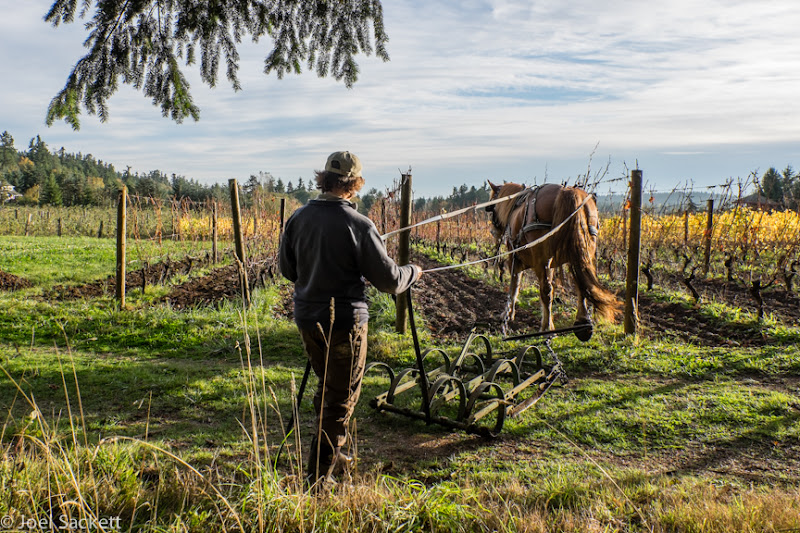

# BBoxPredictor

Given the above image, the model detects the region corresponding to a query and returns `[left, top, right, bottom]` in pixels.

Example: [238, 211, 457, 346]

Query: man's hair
[314, 170, 365, 196]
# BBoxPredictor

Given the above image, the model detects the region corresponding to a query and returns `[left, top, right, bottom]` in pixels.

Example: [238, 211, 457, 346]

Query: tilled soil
[0, 270, 32, 291]
[661, 270, 800, 322]
[411, 254, 798, 346]
[638, 295, 767, 347]
[48, 255, 211, 300]
[28, 249, 799, 346]
[159, 259, 279, 309]
[638, 271, 800, 347]
[410, 253, 540, 337]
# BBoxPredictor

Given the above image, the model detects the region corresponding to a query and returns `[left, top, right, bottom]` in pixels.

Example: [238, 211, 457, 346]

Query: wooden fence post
[212, 200, 218, 264]
[279, 198, 286, 235]
[229, 179, 250, 307]
[116, 187, 127, 308]
[395, 171, 413, 333]
[381, 197, 387, 235]
[702, 198, 714, 277]
[624, 170, 643, 335]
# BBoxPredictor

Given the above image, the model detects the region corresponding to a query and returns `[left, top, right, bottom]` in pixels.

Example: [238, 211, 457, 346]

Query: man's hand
[412, 265, 423, 282]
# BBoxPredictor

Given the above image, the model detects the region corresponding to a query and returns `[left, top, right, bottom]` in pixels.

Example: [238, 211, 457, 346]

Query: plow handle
[275, 359, 312, 467]
[285, 359, 312, 435]
[406, 288, 432, 423]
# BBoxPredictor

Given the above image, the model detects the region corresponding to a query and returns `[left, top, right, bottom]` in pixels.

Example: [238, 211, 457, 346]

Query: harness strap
[521, 222, 553, 233]
[512, 185, 550, 245]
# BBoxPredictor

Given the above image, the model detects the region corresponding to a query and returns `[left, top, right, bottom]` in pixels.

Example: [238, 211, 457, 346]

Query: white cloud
[1, 0, 799, 196]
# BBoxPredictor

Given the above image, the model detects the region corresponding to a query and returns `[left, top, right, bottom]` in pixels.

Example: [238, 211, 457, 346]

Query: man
[279, 151, 421, 489]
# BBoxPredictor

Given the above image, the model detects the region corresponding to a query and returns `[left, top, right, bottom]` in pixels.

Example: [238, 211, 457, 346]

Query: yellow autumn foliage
[601, 207, 800, 255]
[176, 214, 285, 241]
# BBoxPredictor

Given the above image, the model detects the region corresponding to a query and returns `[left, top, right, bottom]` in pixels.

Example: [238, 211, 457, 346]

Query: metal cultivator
[364, 290, 591, 437]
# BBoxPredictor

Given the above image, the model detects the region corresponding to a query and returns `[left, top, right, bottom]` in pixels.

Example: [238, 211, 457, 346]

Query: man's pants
[299, 323, 369, 450]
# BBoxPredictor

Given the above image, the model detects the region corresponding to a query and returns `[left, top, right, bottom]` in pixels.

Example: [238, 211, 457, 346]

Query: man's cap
[325, 151, 362, 180]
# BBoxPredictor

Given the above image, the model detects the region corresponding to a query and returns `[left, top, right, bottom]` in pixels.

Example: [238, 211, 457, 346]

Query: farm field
[1, 233, 799, 532]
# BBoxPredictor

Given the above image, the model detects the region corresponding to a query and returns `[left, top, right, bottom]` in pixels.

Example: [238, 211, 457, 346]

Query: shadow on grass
[1, 321, 310, 453]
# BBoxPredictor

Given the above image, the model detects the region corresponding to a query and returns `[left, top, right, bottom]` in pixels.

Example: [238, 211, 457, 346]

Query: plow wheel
[483, 359, 521, 387]
[364, 361, 396, 385]
[513, 345, 544, 373]
[451, 333, 492, 376]
[427, 375, 467, 421]
[465, 381, 507, 437]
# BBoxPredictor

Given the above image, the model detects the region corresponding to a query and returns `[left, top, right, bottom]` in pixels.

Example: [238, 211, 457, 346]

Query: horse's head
[486, 180, 525, 244]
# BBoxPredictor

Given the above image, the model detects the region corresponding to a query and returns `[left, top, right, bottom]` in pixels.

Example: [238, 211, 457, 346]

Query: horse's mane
[493, 182, 525, 226]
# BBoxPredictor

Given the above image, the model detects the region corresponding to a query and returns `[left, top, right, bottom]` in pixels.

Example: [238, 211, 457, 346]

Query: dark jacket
[279, 196, 417, 330]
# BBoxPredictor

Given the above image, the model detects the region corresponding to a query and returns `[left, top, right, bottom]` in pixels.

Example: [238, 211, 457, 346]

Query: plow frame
[365, 289, 582, 437]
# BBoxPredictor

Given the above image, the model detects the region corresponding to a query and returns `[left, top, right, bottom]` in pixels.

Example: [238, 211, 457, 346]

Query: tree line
[0, 132, 317, 208]
[0, 132, 495, 215]
[5, 131, 793, 215]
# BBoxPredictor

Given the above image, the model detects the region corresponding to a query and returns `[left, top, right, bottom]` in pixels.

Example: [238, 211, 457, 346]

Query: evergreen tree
[0, 131, 17, 172]
[244, 174, 262, 196]
[60, 171, 86, 206]
[360, 187, 381, 214]
[45, 0, 389, 129]
[783, 165, 799, 209]
[293, 179, 311, 204]
[40, 172, 63, 206]
[760, 167, 783, 202]
[27, 136, 53, 172]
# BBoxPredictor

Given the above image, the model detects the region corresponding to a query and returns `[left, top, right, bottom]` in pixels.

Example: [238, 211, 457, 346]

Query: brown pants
[299, 323, 368, 449]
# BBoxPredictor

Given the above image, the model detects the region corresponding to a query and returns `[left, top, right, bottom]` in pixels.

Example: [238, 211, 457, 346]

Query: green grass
[0, 235, 222, 286]
[1, 235, 799, 532]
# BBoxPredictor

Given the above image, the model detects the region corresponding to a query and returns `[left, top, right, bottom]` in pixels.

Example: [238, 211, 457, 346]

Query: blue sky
[1, 0, 799, 197]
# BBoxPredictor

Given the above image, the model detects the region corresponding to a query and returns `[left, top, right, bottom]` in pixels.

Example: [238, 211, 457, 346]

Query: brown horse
[487, 181, 618, 332]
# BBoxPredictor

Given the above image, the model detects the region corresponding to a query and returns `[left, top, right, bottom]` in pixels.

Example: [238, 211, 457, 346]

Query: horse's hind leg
[574, 274, 590, 325]
[501, 267, 522, 334]
[537, 264, 555, 331]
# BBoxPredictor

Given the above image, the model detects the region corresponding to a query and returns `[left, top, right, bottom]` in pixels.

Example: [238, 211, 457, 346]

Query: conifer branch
[45, 0, 389, 129]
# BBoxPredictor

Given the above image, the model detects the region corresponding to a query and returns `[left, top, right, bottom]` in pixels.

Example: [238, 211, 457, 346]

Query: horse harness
[487, 186, 552, 247]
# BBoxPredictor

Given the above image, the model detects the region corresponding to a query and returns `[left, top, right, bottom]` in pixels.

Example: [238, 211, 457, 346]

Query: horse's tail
[554, 188, 619, 323]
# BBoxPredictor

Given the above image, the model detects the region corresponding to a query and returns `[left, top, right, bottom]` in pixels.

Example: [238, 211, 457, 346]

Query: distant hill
[594, 190, 748, 214]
